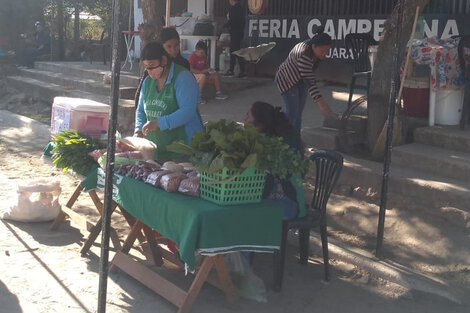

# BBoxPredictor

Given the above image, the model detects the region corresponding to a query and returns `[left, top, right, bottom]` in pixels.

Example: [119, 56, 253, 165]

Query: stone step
[337, 154, 470, 213]
[6, 76, 136, 136]
[392, 143, 470, 182]
[35, 61, 140, 86]
[323, 114, 368, 138]
[35, 61, 273, 97]
[18, 68, 138, 100]
[414, 126, 470, 153]
[302, 126, 364, 150]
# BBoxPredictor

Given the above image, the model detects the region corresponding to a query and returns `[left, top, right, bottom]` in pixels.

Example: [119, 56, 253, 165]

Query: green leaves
[168, 119, 308, 177]
[166, 140, 194, 155]
[51, 130, 105, 176]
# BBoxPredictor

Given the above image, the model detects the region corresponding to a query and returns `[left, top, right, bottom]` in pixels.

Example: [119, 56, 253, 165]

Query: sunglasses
[145, 63, 166, 71]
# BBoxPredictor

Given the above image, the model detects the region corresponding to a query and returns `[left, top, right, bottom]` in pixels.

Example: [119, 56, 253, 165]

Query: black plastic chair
[457, 35, 470, 130]
[345, 33, 377, 108]
[273, 150, 343, 291]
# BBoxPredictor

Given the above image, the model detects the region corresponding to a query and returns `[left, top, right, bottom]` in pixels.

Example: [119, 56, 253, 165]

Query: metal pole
[166, 0, 171, 27]
[376, 0, 405, 258]
[97, 0, 121, 311]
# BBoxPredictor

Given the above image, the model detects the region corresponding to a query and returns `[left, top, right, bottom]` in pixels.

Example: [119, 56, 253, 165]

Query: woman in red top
[188, 41, 229, 104]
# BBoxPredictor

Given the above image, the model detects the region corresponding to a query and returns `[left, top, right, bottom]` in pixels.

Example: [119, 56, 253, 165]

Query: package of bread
[160, 173, 187, 193]
[178, 176, 200, 197]
[162, 161, 184, 172]
[145, 170, 171, 187]
[178, 162, 195, 171]
[119, 137, 157, 161]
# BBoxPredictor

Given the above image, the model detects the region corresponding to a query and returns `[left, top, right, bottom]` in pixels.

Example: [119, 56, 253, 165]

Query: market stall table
[408, 36, 470, 125]
[50, 167, 143, 255]
[91, 168, 283, 312]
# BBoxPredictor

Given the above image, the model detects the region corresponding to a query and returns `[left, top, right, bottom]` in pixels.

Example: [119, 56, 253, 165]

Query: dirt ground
[1, 85, 469, 313]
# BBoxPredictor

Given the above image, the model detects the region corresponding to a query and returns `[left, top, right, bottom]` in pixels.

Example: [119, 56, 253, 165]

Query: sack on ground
[1, 178, 61, 222]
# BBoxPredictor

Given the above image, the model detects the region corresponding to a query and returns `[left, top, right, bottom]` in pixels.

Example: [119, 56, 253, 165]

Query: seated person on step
[188, 41, 229, 104]
[19, 21, 51, 69]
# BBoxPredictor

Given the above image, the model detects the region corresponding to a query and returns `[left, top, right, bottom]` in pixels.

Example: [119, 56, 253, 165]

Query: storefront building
[214, 0, 470, 81]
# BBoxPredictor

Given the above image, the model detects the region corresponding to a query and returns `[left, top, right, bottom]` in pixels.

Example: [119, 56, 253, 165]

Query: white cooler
[429, 87, 465, 126]
[51, 97, 110, 138]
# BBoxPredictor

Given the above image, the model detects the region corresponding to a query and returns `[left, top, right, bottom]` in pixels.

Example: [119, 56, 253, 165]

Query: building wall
[214, 0, 470, 81]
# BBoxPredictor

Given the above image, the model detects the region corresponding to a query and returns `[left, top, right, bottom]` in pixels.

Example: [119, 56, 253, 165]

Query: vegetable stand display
[92, 168, 283, 313]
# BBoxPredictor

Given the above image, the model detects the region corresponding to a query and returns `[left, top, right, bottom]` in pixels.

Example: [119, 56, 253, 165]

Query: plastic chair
[458, 35, 470, 130]
[345, 33, 377, 108]
[90, 25, 110, 65]
[273, 150, 343, 291]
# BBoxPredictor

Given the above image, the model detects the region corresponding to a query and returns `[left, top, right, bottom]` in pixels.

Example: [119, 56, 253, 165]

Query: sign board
[247, 14, 470, 61]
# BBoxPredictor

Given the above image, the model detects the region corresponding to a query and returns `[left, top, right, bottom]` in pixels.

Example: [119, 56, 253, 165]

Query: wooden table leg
[80, 201, 119, 256]
[142, 224, 164, 266]
[178, 256, 216, 313]
[118, 205, 145, 244]
[50, 184, 83, 230]
[88, 189, 103, 215]
[213, 255, 238, 303]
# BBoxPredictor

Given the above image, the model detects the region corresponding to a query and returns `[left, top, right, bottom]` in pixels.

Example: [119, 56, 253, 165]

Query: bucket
[432, 88, 465, 125]
[403, 77, 430, 118]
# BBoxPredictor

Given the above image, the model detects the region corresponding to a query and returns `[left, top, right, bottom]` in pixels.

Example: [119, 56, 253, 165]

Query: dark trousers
[229, 36, 245, 74]
[20, 46, 47, 68]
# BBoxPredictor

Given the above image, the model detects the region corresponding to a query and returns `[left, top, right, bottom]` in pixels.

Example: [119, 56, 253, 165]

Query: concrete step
[18, 68, 119, 98]
[18, 68, 138, 100]
[302, 126, 364, 150]
[35, 61, 140, 86]
[414, 126, 470, 153]
[6, 76, 136, 136]
[323, 114, 368, 138]
[336, 154, 470, 213]
[35, 61, 273, 94]
[393, 143, 470, 182]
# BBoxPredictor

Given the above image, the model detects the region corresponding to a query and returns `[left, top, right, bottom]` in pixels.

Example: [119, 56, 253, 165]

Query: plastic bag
[1, 178, 61, 222]
[178, 176, 200, 197]
[145, 170, 171, 187]
[119, 137, 157, 161]
[160, 173, 187, 192]
[224, 252, 268, 303]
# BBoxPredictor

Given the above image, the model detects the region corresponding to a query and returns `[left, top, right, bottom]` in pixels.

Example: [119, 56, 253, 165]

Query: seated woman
[134, 42, 202, 162]
[244, 101, 306, 220]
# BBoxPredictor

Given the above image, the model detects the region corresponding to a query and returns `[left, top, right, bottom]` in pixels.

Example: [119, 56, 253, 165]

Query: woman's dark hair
[308, 26, 332, 46]
[250, 101, 293, 138]
[141, 41, 170, 61]
[195, 40, 207, 53]
[134, 42, 170, 109]
[159, 27, 180, 44]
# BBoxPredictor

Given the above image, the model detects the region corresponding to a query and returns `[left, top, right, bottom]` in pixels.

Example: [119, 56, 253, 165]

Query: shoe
[236, 72, 247, 79]
[198, 99, 207, 105]
[222, 70, 234, 77]
[215, 92, 229, 100]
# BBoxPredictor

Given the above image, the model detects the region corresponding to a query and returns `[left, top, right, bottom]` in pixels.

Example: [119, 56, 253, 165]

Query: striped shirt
[276, 40, 322, 101]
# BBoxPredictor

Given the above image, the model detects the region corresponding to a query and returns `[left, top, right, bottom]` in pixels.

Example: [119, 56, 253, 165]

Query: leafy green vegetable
[167, 119, 307, 178]
[51, 130, 105, 175]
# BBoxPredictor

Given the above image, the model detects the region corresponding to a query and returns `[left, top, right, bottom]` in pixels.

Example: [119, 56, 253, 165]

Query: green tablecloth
[86, 168, 282, 271]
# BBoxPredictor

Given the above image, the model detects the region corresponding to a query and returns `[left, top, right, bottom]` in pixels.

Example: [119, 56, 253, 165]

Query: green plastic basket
[200, 167, 266, 205]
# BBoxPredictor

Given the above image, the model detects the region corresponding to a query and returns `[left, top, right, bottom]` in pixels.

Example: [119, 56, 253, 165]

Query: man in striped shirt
[276, 31, 337, 133]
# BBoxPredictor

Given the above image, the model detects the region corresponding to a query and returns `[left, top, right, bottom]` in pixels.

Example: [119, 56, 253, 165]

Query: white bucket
[431, 88, 465, 125]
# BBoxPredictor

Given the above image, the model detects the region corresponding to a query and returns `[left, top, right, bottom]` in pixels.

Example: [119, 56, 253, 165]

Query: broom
[372, 6, 421, 159]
